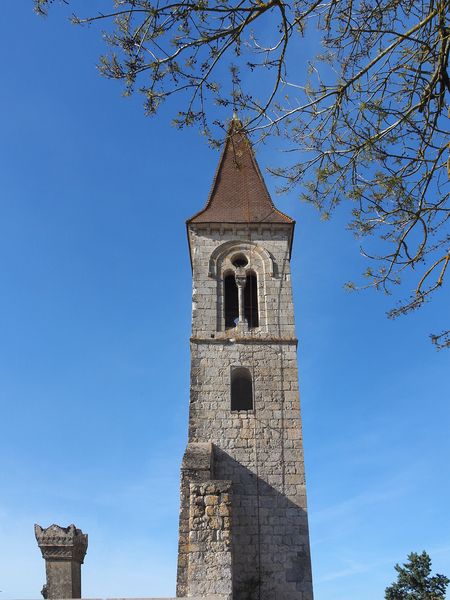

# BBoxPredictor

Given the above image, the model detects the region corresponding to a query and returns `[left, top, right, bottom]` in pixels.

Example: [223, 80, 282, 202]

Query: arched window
[244, 272, 259, 329]
[224, 274, 239, 329]
[231, 367, 253, 411]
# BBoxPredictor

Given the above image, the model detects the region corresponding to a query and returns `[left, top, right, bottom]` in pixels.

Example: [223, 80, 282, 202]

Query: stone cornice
[35, 524, 88, 563]
[190, 336, 298, 346]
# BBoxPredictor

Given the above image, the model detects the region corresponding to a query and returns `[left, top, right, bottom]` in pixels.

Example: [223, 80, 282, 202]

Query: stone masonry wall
[177, 443, 214, 597]
[179, 224, 314, 600]
[187, 481, 233, 600]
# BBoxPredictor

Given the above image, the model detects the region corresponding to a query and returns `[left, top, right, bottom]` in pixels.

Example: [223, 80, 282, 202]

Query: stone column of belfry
[177, 116, 314, 600]
[235, 266, 247, 328]
[35, 523, 88, 599]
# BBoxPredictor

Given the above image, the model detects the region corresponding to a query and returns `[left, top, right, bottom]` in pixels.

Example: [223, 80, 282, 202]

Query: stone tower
[177, 118, 313, 600]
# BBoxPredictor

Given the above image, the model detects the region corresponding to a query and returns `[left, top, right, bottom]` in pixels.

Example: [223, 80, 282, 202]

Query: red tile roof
[187, 118, 294, 224]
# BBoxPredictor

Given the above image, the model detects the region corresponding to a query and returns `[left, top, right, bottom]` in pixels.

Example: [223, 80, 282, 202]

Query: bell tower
[177, 118, 314, 600]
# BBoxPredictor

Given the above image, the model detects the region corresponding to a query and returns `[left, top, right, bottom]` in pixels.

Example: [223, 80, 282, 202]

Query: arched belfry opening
[244, 271, 258, 328]
[224, 273, 239, 328]
[223, 254, 259, 330]
[231, 367, 253, 411]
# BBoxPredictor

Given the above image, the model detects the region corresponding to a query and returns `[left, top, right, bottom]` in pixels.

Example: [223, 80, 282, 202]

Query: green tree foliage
[385, 551, 449, 599]
[35, 0, 450, 346]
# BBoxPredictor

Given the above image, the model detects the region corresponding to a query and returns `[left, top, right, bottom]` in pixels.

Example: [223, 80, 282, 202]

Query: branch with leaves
[35, 0, 450, 346]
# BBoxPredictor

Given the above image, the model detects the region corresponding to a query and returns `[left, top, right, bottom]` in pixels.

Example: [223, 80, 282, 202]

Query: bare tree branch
[35, 0, 450, 346]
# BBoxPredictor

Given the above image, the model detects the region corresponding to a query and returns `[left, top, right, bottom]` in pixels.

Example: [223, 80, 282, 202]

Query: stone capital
[35, 523, 88, 564]
[234, 266, 247, 288]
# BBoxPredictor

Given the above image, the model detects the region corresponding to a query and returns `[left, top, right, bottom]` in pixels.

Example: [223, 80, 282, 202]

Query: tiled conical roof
[187, 118, 294, 224]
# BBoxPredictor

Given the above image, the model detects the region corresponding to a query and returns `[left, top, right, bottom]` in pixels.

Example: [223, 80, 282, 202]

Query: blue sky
[0, 3, 449, 599]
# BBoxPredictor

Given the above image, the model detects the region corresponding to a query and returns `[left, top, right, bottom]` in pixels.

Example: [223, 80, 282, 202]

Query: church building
[33, 117, 314, 600]
[176, 117, 314, 600]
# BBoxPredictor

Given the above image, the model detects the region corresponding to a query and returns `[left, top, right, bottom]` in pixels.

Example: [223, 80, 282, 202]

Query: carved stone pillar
[235, 267, 247, 330]
[35, 524, 88, 599]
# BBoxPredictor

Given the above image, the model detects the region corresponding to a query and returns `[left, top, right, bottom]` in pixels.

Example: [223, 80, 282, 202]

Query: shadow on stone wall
[214, 448, 313, 600]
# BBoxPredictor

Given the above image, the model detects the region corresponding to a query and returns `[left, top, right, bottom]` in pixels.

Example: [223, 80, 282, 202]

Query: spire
[187, 119, 294, 224]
